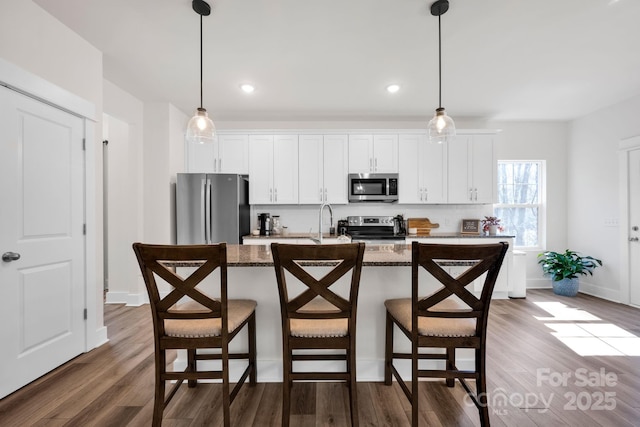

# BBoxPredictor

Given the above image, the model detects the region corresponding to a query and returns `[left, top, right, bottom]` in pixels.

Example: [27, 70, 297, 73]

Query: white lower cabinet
[406, 237, 513, 299]
[249, 135, 298, 204]
[243, 238, 341, 246]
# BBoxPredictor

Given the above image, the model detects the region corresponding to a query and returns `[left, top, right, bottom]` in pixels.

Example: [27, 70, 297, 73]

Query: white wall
[143, 103, 188, 245]
[0, 0, 105, 344]
[568, 94, 640, 302]
[103, 80, 146, 304]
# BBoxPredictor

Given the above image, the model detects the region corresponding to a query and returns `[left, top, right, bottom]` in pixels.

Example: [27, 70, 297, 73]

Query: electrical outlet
[603, 218, 619, 227]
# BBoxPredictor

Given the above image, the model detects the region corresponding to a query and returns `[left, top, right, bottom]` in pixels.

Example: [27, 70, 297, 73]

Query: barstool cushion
[291, 298, 347, 338]
[384, 298, 476, 337]
[165, 299, 257, 338]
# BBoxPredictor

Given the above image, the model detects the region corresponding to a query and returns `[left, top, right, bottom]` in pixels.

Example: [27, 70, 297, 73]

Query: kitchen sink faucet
[317, 202, 333, 244]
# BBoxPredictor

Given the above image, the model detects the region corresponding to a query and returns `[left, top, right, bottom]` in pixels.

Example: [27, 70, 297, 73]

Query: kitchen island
[175, 238, 514, 382]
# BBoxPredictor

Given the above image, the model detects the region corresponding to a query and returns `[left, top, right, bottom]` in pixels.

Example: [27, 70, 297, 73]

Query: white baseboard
[526, 278, 552, 289]
[88, 326, 109, 351]
[577, 282, 621, 303]
[526, 279, 622, 303]
[105, 291, 148, 306]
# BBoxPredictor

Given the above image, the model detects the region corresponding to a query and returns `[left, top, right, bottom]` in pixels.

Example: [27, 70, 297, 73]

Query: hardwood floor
[1, 290, 639, 426]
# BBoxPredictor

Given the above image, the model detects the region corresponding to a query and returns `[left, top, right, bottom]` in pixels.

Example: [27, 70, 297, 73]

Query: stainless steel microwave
[348, 173, 399, 203]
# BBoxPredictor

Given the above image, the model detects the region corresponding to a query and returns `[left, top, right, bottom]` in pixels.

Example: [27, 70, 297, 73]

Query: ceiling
[34, 0, 640, 122]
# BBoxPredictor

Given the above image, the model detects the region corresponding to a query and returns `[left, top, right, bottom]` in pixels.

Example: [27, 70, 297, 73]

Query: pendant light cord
[438, 13, 442, 109]
[199, 13, 203, 109]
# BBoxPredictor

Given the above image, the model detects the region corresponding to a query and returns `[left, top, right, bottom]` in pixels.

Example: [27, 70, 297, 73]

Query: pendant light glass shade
[427, 107, 455, 144]
[428, 0, 456, 144]
[186, 1, 215, 144]
[186, 107, 216, 144]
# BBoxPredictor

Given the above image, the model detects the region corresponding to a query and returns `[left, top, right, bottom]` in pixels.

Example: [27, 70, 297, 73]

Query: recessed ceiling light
[240, 84, 255, 93]
[386, 84, 400, 93]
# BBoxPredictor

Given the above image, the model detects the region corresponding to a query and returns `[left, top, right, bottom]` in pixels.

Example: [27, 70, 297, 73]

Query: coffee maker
[258, 213, 272, 236]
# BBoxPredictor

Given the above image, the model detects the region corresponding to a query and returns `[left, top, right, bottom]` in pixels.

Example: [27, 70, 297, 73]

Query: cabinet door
[398, 134, 422, 203]
[272, 135, 299, 204]
[470, 134, 495, 203]
[348, 134, 374, 173]
[186, 140, 216, 173]
[218, 134, 249, 174]
[447, 135, 472, 203]
[372, 134, 398, 173]
[323, 134, 349, 204]
[422, 138, 447, 203]
[298, 134, 324, 204]
[249, 135, 273, 204]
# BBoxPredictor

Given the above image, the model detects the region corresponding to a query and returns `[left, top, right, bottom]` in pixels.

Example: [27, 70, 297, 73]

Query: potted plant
[537, 249, 602, 296]
[481, 216, 504, 236]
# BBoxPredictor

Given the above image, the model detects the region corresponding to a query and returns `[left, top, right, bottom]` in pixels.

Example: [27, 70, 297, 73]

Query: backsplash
[249, 204, 495, 235]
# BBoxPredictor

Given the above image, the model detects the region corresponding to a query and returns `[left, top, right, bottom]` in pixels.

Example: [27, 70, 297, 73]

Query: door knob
[629, 237, 640, 242]
[2, 252, 21, 262]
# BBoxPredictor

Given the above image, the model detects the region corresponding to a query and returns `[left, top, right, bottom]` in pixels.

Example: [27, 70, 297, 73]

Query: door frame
[618, 135, 640, 306]
[0, 58, 106, 350]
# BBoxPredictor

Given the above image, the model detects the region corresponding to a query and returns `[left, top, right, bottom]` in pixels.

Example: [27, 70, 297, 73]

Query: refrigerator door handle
[205, 177, 212, 244]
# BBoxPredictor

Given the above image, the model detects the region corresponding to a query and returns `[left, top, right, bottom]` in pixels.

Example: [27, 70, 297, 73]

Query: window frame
[495, 160, 546, 250]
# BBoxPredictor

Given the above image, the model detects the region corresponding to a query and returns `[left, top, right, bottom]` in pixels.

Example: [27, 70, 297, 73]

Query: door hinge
[83, 224, 86, 235]
[83, 138, 86, 150]
[83, 308, 87, 320]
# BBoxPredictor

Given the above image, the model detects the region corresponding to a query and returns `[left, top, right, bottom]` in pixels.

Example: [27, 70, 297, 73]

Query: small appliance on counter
[258, 213, 272, 236]
[337, 219, 349, 236]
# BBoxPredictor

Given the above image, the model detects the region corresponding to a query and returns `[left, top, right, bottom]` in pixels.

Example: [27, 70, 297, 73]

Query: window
[495, 161, 545, 248]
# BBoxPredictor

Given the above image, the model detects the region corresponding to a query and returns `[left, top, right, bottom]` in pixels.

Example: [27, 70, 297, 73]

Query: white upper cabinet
[447, 134, 495, 204]
[249, 135, 299, 204]
[186, 133, 249, 174]
[217, 134, 249, 173]
[298, 134, 349, 204]
[348, 134, 398, 173]
[398, 134, 447, 204]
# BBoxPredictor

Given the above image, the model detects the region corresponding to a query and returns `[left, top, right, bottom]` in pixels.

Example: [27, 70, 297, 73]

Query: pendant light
[427, 0, 456, 144]
[186, 0, 215, 144]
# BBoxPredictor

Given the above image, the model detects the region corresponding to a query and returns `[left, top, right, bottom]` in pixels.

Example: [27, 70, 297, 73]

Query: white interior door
[0, 86, 85, 398]
[629, 149, 640, 307]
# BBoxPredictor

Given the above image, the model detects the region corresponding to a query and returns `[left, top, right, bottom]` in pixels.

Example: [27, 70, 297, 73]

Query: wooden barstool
[384, 241, 508, 427]
[271, 242, 366, 427]
[132, 243, 257, 427]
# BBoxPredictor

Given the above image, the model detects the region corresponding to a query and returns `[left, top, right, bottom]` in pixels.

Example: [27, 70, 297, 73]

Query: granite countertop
[169, 243, 502, 267]
[243, 232, 515, 240]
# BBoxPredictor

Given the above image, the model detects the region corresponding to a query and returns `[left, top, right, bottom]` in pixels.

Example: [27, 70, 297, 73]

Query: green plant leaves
[537, 249, 602, 281]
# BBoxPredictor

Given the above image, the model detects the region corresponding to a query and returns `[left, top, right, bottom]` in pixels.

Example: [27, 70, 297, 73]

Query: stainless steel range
[346, 216, 406, 244]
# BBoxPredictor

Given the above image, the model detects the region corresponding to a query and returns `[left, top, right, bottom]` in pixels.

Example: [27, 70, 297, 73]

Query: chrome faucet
[318, 202, 333, 244]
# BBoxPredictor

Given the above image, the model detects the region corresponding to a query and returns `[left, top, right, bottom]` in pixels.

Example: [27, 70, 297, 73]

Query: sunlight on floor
[534, 302, 640, 357]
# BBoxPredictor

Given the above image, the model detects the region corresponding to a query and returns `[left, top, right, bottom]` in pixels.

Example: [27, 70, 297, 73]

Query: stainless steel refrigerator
[176, 173, 250, 244]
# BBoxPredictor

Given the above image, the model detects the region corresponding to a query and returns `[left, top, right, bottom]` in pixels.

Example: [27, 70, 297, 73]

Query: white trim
[0, 57, 102, 352]
[578, 282, 621, 304]
[0, 57, 96, 121]
[618, 135, 640, 306]
[105, 291, 148, 307]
